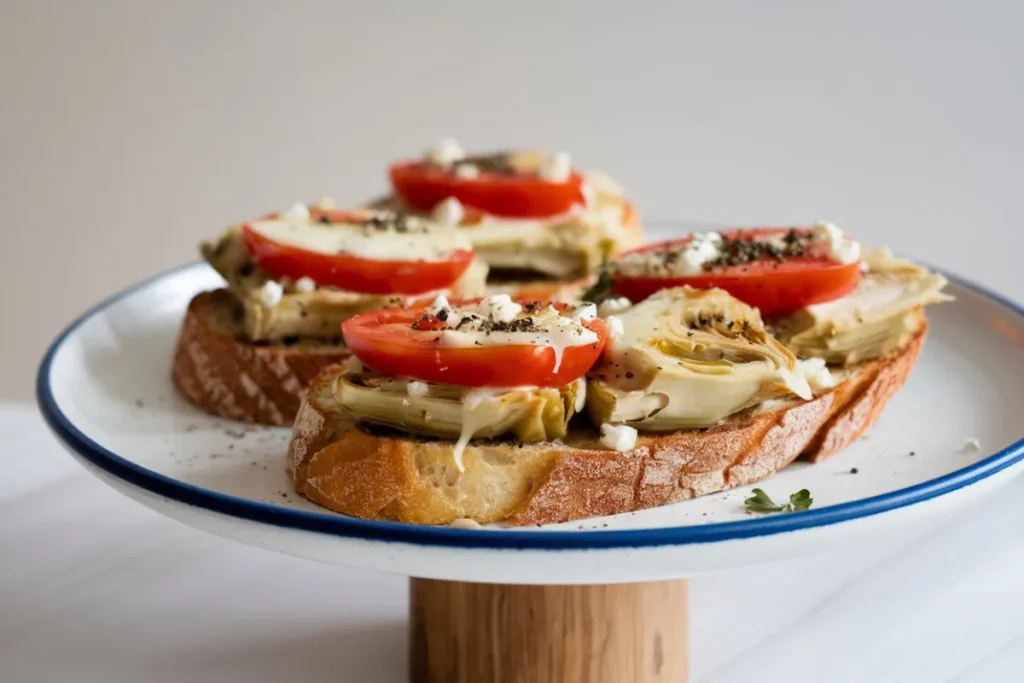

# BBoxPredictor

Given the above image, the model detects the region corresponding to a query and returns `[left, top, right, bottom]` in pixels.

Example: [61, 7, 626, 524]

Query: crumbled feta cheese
[428, 294, 450, 315]
[282, 202, 310, 220]
[539, 151, 572, 182]
[598, 297, 632, 317]
[454, 163, 479, 179]
[606, 315, 625, 339]
[572, 302, 597, 322]
[600, 423, 638, 452]
[812, 221, 861, 265]
[426, 137, 465, 167]
[344, 356, 363, 374]
[407, 381, 429, 398]
[797, 357, 836, 394]
[294, 276, 316, 293]
[574, 377, 588, 412]
[962, 437, 981, 453]
[676, 232, 724, 275]
[258, 280, 284, 307]
[481, 294, 523, 323]
[431, 197, 465, 226]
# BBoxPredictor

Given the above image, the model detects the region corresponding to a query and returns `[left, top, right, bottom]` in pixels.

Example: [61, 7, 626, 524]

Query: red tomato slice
[240, 209, 474, 295]
[611, 228, 861, 316]
[389, 160, 586, 219]
[341, 301, 607, 387]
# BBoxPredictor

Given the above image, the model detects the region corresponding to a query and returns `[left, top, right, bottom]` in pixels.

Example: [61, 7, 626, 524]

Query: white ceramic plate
[37, 223, 1024, 584]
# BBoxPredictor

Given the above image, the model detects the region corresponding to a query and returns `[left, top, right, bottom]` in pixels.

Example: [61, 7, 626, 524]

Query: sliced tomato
[341, 301, 607, 387]
[240, 211, 473, 295]
[611, 228, 861, 316]
[389, 160, 586, 219]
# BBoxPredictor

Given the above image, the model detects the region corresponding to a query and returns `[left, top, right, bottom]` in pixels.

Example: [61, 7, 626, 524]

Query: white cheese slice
[246, 214, 470, 263]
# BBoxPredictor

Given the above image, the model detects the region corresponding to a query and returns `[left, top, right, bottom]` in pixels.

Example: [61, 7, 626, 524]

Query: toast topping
[614, 226, 860, 279]
[587, 286, 811, 431]
[246, 209, 469, 263]
[200, 221, 489, 343]
[774, 247, 951, 364]
[391, 145, 588, 223]
[341, 298, 607, 390]
[607, 226, 863, 316]
[410, 297, 601, 374]
[376, 154, 641, 280]
[337, 371, 582, 471]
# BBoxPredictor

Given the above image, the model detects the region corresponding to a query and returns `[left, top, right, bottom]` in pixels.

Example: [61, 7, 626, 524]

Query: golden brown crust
[172, 290, 350, 426]
[288, 320, 928, 526]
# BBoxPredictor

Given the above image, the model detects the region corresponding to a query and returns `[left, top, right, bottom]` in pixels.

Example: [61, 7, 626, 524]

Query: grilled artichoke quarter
[773, 247, 952, 366]
[336, 372, 584, 443]
[587, 286, 812, 431]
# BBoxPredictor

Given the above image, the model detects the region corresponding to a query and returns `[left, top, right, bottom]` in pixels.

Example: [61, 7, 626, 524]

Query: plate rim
[35, 256, 1024, 552]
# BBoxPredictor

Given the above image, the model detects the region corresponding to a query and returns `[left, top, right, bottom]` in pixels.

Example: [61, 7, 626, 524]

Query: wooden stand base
[409, 578, 689, 683]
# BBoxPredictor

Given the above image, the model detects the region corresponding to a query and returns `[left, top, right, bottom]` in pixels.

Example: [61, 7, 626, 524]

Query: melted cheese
[246, 214, 470, 263]
[429, 298, 599, 373]
[339, 376, 574, 473]
[452, 387, 519, 471]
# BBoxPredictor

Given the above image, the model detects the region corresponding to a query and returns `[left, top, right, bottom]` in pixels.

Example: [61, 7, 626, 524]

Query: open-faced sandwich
[370, 139, 644, 300]
[287, 222, 951, 526]
[171, 202, 488, 425]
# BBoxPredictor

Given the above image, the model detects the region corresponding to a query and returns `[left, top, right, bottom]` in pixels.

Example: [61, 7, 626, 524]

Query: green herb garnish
[581, 265, 614, 303]
[744, 488, 813, 514]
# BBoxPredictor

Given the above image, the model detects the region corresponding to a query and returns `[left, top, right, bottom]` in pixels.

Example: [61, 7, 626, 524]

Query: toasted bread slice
[287, 318, 927, 526]
[172, 289, 351, 426]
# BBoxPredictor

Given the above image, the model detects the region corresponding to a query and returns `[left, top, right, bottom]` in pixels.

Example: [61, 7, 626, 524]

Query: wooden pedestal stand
[409, 578, 689, 683]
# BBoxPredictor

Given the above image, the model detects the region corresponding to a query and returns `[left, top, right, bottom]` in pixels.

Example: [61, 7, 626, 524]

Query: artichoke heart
[336, 372, 581, 443]
[775, 248, 951, 365]
[586, 286, 812, 431]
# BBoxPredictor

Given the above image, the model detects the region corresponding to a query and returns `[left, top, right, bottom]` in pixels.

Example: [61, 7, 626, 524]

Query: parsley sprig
[744, 488, 813, 514]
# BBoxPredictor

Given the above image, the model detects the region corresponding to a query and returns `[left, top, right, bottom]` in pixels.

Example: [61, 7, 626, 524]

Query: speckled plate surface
[36, 223, 1024, 584]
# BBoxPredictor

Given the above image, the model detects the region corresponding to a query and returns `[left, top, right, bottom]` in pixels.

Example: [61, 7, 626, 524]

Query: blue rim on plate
[35, 258, 1024, 551]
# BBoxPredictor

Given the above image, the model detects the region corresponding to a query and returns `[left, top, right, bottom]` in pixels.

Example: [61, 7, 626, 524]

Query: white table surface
[4, 402, 1024, 683]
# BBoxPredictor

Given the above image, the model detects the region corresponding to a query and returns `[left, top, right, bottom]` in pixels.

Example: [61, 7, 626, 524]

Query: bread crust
[172, 290, 351, 426]
[288, 318, 927, 526]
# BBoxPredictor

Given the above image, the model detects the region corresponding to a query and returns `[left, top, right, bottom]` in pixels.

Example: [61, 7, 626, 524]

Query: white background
[1, 0, 1022, 399]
